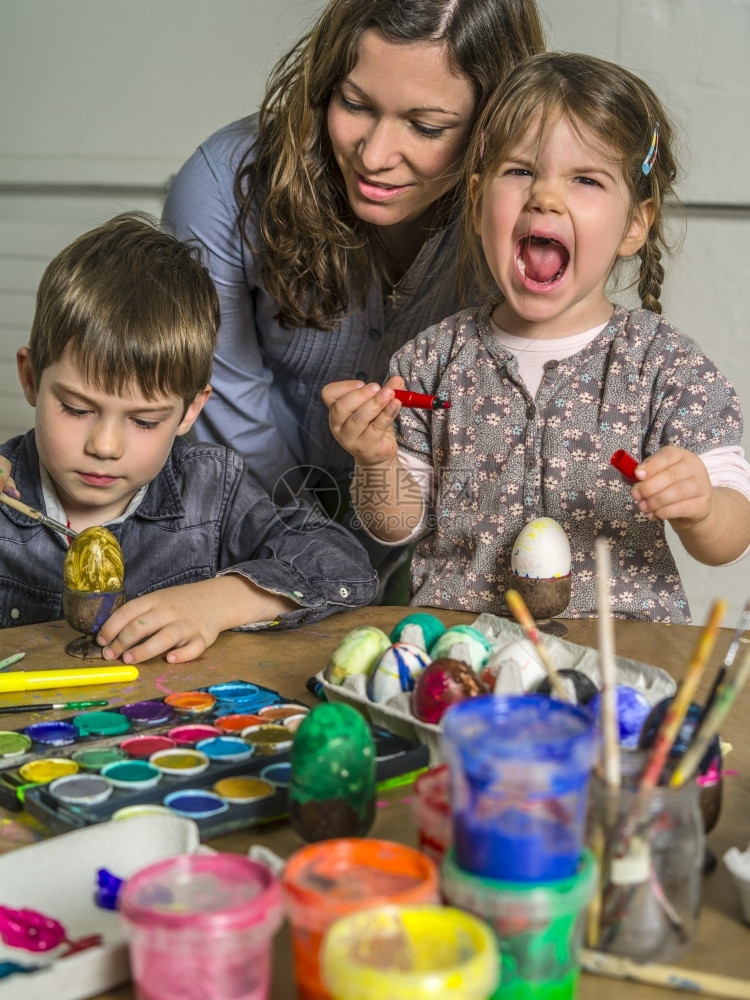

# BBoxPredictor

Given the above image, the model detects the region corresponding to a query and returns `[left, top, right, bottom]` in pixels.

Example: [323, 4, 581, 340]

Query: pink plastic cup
[120, 852, 283, 1000]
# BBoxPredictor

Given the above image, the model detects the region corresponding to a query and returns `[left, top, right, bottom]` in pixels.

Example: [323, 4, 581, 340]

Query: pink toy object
[412, 657, 487, 724]
[610, 450, 639, 482]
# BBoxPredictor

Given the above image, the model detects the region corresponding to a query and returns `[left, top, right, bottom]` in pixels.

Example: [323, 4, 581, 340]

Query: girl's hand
[322, 376, 405, 467]
[0, 458, 20, 498]
[630, 445, 713, 526]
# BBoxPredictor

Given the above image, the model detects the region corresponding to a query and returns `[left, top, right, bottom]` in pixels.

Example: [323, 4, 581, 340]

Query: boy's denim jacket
[0, 431, 378, 629]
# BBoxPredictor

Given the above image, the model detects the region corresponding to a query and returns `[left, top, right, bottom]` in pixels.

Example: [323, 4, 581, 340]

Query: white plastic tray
[0, 813, 203, 1000]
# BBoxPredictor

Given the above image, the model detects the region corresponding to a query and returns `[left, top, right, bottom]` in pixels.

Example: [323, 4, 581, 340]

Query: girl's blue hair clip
[642, 123, 659, 175]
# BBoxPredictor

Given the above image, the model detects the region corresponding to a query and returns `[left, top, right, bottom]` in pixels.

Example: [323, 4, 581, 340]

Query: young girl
[323, 52, 750, 623]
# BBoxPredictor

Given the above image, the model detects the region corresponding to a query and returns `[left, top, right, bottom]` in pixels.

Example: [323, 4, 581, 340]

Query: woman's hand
[322, 376, 405, 467]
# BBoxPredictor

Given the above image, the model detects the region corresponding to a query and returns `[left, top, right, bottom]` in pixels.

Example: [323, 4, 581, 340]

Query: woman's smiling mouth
[355, 173, 411, 201]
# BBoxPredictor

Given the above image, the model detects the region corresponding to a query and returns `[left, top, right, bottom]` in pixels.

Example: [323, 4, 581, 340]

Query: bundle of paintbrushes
[586, 597, 750, 962]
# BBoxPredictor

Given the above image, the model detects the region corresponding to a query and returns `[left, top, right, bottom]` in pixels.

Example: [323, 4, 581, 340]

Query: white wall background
[0, 0, 747, 625]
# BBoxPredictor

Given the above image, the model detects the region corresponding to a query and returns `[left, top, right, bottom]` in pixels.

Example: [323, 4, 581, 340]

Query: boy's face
[17, 345, 209, 529]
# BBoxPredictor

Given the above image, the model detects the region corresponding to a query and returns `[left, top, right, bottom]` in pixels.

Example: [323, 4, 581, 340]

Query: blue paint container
[24, 720, 79, 746]
[442, 694, 598, 882]
[163, 789, 229, 819]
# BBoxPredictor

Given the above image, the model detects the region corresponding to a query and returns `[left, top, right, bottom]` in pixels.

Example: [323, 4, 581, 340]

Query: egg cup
[509, 573, 572, 638]
[62, 587, 125, 658]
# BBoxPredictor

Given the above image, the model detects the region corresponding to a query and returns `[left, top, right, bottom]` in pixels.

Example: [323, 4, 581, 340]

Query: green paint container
[442, 849, 596, 1000]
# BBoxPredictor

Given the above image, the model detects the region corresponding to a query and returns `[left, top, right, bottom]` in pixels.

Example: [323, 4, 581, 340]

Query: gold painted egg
[63, 526, 124, 592]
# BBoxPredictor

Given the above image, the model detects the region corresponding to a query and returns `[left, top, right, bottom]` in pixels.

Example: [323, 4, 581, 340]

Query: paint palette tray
[0, 680, 428, 838]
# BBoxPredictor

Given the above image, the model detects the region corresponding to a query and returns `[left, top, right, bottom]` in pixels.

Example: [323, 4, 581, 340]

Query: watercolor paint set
[0, 680, 429, 838]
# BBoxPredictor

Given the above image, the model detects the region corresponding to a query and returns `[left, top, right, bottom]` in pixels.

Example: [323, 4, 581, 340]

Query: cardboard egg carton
[317, 613, 677, 763]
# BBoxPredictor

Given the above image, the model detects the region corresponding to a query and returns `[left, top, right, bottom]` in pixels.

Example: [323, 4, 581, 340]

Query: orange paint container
[282, 838, 439, 1000]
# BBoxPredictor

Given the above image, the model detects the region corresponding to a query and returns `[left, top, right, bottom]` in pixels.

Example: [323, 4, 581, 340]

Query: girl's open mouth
[516, 235, 570, 286]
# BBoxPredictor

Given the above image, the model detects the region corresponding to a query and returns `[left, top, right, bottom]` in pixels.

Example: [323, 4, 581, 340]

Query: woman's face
[327, 29, 476, 233]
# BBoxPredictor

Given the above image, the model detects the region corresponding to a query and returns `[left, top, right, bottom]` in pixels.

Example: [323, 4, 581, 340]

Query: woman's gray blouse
[162, 115, 464, 504]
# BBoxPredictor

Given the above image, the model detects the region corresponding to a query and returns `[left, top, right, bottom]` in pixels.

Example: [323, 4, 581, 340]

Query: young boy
[0, 213, 377, 662]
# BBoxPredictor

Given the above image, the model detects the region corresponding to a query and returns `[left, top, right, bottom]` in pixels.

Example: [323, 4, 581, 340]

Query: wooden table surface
[1, 609, 749, 997]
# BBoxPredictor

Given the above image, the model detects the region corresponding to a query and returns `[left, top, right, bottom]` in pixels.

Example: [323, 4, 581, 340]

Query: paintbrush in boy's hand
[0, 493, 78, 539]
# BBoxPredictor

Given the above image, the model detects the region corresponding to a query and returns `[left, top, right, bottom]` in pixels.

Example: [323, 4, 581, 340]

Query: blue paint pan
[24, 720, 79, 746]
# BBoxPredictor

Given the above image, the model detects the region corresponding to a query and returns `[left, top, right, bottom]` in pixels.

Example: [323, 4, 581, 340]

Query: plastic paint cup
[24, 720, 79, 746]
[0, 731, 32, 757]
[18, 757, 79, 784]
[112, 804, 174, 821]
[207, 681, 261, 700]
[102, 759, 162, 790]
[196, 736, 255, 762]
[442, 695, 598, 881]
[260, 762, 291, 787]
[258, 703, 310, 722]
[150, 749, 210, 777]
[120, 700, 174, 726]
[215, 713, 266, 733]
[212, 776, 275, 804]
[120, 735, 177, 759]
[121, 852, 283, 1000]
[322, 905, 499, 1000]
[73, 710, 130, 737]
[49, 772, 113, 805]
[71, 745, 128, 771]
[442, 848, 597, 1000]
[163, 789, 229, 819]
[282, 838, 440, 1000]
[411, 765, 452, 864]
[241, 724, 293, 753]
[164, 691, 217, 714]
[167, 723, 221, 745]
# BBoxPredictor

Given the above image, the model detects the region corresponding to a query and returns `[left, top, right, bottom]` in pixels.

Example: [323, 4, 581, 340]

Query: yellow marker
[0, 665, 138, 694]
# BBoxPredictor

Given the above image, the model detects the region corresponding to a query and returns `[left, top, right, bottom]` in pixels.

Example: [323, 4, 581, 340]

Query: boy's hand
[630, 445, 712, 527]
[322, 376, 405, 467]
[96, 576, 295, 664]
[0, 458, 20, 499]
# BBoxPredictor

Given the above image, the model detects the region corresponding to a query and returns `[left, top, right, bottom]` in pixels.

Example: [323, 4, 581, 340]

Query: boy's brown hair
[29, 213, 220, 403]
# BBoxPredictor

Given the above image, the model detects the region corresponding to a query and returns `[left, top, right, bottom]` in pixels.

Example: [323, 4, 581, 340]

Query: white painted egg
[510, 517, 571, 579]
[481, 638, 548, 692]
[367, 642, 432, 703]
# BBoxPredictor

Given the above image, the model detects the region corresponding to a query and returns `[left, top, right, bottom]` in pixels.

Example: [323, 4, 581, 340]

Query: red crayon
[393, 390, 451, 410]
[610, 450, 639, 482]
